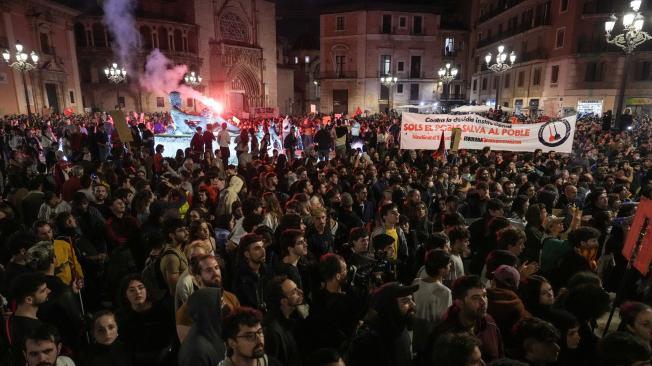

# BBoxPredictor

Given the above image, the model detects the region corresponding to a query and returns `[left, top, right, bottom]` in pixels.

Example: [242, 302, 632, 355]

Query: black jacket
[232, 263, 273, 311]
[80, 340, 133, 366]
[263, 312, 300, 366]
[178, 288, 225, 366]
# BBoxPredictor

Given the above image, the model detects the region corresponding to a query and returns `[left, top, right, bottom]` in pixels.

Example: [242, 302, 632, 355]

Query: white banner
[400, 113, 576, 153]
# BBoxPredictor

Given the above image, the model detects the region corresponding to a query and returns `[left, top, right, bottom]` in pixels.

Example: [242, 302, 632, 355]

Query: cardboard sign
[451, 127, 462, 151]
[108, 110, 134, 143]
[622, 199, 652, 275]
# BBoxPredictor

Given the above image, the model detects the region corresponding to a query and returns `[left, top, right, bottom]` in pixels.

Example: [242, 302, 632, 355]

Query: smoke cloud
[140, 49, 189, 96]
[102, 0, 139, 70]
[140, 50, 223, 112]
[103, 0, 223, 112]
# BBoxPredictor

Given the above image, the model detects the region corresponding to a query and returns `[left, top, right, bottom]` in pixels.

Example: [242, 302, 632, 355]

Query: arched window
[173, 29, 183, 52]
[159, 27, 169, 50]
[187, 30, 198, 53]
[92, 23, 106, 48]
[220, 13, 249, 43]
[74, 23, 86, 47]
[140, 26, 152, 49]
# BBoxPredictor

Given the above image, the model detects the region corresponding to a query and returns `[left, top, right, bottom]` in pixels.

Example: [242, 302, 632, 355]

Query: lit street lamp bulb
[624, 12, 635, 27]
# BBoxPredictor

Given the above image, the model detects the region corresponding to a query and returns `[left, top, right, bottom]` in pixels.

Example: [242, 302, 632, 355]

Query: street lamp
[485, 45, 516, 109]
[380, 75, 398, 110]
[605, 0, 651, 128]
[104, 62, 127, 109]
[184, 71, 202, 111]
[438, 63, 459, 101]
[184, 71, 202, 87]
[2, 41, 39, 118]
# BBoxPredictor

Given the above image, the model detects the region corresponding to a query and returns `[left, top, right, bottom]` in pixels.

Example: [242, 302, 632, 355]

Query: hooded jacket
[217, 175, 244, 216]
[486, 287, 529, 347]
[178, 288, 225, 366]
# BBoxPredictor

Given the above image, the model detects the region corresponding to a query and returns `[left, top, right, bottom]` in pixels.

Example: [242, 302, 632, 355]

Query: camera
[348, 251, 395, 290]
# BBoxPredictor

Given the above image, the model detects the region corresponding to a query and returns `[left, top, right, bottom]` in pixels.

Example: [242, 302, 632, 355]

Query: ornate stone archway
[225, 63, 261, 113]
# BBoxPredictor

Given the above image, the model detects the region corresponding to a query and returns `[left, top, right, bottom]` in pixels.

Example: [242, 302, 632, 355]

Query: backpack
[142, 249, 181, 302]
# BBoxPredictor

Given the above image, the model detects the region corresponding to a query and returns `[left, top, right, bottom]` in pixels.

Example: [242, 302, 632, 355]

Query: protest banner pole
[603, 217, 649, 336]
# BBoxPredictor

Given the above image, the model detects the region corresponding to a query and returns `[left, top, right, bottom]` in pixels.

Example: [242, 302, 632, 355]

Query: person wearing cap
[486, 265, 529, 347]
[512, 317, 561, 365]
[429, 275, 504, 363]
[347, 282, 418, 366]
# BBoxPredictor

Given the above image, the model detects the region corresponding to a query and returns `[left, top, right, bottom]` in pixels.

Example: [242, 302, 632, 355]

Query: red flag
[432, 130, 447, 159]
[622, 199, 652, 275]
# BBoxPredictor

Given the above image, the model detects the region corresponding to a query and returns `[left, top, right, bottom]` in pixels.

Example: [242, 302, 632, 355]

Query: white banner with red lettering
[400, 113, 576, 153]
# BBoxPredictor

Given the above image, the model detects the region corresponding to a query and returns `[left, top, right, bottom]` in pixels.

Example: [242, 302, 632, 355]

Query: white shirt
[413, 278, 451, 322]
[218, 129, 231, 147]
[447, 253, 465, 285]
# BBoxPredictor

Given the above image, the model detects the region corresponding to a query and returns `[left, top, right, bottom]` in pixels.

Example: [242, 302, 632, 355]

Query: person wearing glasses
[220, 307, 282, 366]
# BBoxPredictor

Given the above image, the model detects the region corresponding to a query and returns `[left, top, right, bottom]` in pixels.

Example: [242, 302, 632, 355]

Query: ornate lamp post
[104, 62, 127, 109]
[438, 63, 458, 100]
[485, 45, 516, 109]
[184, 71, 202, 111]
[605, 0, 651, 127]
[2, 41, 39, 118]
[380, 75, 398, 110]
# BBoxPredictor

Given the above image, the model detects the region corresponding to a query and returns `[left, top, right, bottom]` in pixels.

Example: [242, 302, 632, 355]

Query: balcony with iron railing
[377, 70, 432, 79]
[519, 49, 548, 62]
[477, 0, 527, 24]
[582, 0, 628, 15]
[320, 70, 358, 79]
[442, 50, 458, 58]
[440, 93, 467, 101]
[575, 37, 652, 53]
[476, 15, 551, 48]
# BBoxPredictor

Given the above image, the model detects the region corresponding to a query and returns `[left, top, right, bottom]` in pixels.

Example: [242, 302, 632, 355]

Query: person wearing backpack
[158, 219, 189, 297]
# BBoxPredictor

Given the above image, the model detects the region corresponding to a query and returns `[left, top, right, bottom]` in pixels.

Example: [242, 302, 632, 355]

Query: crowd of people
[0, 108, 651, 366]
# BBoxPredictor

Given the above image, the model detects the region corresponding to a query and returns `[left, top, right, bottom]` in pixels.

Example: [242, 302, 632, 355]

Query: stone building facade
[319, 2, 470, 115]
[0, 0, 83, 115]
[468, 0, 652, 117]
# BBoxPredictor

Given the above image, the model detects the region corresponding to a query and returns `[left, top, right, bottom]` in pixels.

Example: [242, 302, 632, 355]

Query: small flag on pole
[432, 130, 447, 160]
